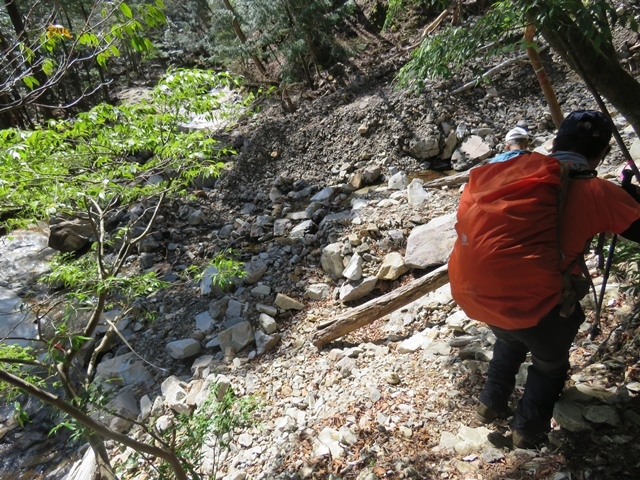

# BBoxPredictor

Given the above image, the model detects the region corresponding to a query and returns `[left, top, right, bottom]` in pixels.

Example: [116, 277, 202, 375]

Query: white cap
[505, 126, 529, 142]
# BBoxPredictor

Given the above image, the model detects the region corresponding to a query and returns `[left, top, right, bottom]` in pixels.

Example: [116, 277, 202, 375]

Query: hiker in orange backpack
[449, 110, 640, 449]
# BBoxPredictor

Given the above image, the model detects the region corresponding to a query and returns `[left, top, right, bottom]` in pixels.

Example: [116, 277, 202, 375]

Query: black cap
[556, 110, 612, 148]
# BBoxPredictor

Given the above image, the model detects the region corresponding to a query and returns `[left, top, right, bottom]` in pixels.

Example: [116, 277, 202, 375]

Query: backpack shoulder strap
[557, 162, 597, 318]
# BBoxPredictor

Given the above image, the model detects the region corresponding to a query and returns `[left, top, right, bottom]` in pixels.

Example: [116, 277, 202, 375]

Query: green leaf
[119, 2, 133, 18]
[22, 75, 40, 90]
[42, 58, 56, 76]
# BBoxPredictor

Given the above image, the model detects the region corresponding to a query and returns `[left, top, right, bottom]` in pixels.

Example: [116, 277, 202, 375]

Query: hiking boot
[512, 430, 547, 449]
[475, 402, 511, 424]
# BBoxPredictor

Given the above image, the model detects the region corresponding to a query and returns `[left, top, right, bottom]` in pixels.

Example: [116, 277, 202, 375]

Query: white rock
[259, 313, 278, 334]
[407, 178, 427, 206]
[343, 253, 363, 281]
[388, 171, 408, 190]
[304, 283, 332, 300]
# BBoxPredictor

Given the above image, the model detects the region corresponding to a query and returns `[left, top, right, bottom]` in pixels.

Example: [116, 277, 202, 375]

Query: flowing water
[0, 228, 80, 478]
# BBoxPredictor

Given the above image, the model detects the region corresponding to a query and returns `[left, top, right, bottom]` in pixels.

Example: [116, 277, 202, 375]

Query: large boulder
[405, 214, 457, 269]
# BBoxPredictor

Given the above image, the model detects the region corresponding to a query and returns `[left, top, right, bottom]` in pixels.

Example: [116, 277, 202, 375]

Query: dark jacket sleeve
[619, 178, 640, 242]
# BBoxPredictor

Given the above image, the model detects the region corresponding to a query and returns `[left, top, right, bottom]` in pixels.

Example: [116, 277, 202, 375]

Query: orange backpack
[448, 152, 586, 329]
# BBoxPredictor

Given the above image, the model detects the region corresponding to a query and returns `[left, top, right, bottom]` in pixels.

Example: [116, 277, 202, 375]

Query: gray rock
[311, 186, 338, 202]
[222, 316, 244, 329]
[209, 296, 230, 320]
[313, 427, 345, 459]
[255, 330, 280, 355]
[343, 253, 363, 281]
[219, 321, 254, 353]
[269, 187, 283, 202]
[304, 283, 332, 300]
[187, 209, 205, 225]
[250, 284, 271, 298]
[166, 339, 202, 359]
[451, 135, 492, 171]
[195, 311, 214, 332]
[407, 178, 428, 206]
[139, 252, 155, 269]
[321, 242, 345, 279]
[583, 405, 621, 426]
[441, 130, 458, 160]
[161, 376, 190, 414]
[225, 299, 244, 318]
[553, 387, 600, 432]
[339, 276, 377, 302]
[201, 265, 223, 295]
[446, 310, 469, 333]
[438, 425, 493, 455]
[256, 303, 278, 316]
[409, 136, 440, 160]
[361, 165, 382, 185]
[244, 259, 268, 284]
[290, 219, 316, 239]
[273, 218, 292, 236]
[96, 353, 155, 389]
[405, 214, 457, 268]
[48, 215, 94, 252]
[398, 333, 429, 353]
[138, 395, 152, 422]
[105, 389, 139, 433]
[191, 355, 214, 378]
[275, 293, 305, 311]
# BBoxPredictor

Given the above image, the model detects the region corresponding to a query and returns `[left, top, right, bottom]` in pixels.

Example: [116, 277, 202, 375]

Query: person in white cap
[489, 126, 530, 163]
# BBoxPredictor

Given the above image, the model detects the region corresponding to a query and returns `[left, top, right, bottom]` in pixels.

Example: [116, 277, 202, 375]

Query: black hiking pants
[479, 304, 585, 438]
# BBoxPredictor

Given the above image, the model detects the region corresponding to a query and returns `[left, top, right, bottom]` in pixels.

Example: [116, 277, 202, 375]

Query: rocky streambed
[3, 39, 640, 479]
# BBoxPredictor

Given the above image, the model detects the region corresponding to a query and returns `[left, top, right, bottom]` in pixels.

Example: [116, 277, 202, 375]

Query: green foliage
[1, 0, 167, 125]
[0, 345, 44, 400]
[207, 250, 247, 288]
[396, 0, 637, 91]
[164, 0, 355, 86]
[44, 251, 169, 298]
[13, 401, 31, 427]
[397, 1, 526, 90]
[168, 382, 260, 478]
[383, 0, 449, 31]
[182, 249, 247, 290]
[0, 69, 248, 230]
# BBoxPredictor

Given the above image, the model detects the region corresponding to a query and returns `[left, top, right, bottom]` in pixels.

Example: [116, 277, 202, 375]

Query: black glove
[621, 169, 640, 203]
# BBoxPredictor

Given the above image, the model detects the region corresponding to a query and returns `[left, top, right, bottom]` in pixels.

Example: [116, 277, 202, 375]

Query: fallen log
[312, 265, 450, 349]
[423, 170, 471, 189]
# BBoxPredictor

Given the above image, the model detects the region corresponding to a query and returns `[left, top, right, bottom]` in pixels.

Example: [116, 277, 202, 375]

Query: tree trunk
[222, 0, 267, 76]
[312, 265, 449, 349]
[524, 25, 563, 128]
[3, 0, 56, 115]
[0, 369, 189, 480]
[534, 10, 640, 135]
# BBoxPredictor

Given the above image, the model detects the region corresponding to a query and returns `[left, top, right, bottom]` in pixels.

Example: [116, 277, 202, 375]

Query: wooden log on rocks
[422, 170, 471, 189]
[312, 264, 449, 349]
